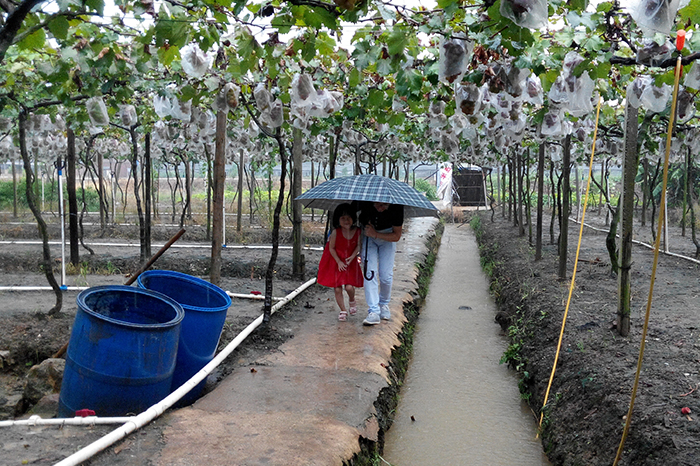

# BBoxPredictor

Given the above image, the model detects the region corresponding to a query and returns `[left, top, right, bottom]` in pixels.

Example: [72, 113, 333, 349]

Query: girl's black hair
[332, 203, 357, 229]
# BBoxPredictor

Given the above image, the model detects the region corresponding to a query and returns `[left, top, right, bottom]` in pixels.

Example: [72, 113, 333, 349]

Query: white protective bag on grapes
[119, 105, 138, 127]
[438, 37, 472, 84]
[500, 0, 548, 29]
[268, 99, 284, 128]
[627, 0, 681, 37]
[254, 83, 272, 112]
[636, 39, 674, 66]
[676, 89, 695, 124]
[455, 83, 482, 116]
[566, 72, 595, 117]
[684, 61, 700, 91]
[86, 96, 109, 127]
[540, 111, 563, 137]
[640, 82, 671, 113]
[291, 74, 316, 104]
[524, 75, 544, 106]
[171, 99, 192, 121]
[180, 43, 212, 79]
[627, 75, 653, 108]
[153, 95, 172, 119]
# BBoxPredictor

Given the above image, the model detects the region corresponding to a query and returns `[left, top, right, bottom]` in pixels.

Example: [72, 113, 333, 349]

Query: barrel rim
[76, 285, 185, 328]
[137, 270, 232, 312]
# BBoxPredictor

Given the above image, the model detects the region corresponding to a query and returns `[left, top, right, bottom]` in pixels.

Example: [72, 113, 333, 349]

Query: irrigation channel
[382, 223, 550, 465]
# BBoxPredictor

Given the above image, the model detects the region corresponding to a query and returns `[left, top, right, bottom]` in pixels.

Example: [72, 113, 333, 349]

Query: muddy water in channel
[382, 224, 550, 466]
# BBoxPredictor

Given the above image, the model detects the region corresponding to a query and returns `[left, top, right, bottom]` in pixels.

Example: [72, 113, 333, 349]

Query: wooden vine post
[292, 128, 304, 278]
[535, 143, 545, 261]
[210, 106, 227, 286]
[617, 101, 639, 337]
[558, 134, 571, 280]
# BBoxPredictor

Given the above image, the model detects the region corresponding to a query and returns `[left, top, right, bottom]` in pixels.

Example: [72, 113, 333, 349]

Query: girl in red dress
[317, 203, 363, 321]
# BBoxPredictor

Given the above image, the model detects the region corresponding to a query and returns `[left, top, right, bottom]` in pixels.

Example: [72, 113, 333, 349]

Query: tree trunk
[19, 109, 62, 315]
[292, 128, 305, 278]
[496, 164, 501, 207]
[574, 165, 581, 220]
[606, 195, 621, 276]
[501, 163, 506, 218]
[210, 108, 227, 286]
[508, 153, 515, 224]
[517, 149, 525, 236]
[97, 151, 106, 229]
[66, 128, 80, 266]
[617, 102, 638, 337]
[551, 161, 559, 245]
[128, 126, 148, 263]
[329, 134, 337, 179]
[558, 134, 572, 281]
[179, 153, 191, 229]
[536, 143, 545, 261]
[264, 129, 289, 324]
[525, 154, 533, 243]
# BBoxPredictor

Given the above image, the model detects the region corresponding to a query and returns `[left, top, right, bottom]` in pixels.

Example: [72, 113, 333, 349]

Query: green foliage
[0, 179, 100, 212]
[413, 177, 439, 201]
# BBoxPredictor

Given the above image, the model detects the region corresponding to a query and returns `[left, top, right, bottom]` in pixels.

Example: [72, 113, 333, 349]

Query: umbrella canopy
[296, 174, 439, 218]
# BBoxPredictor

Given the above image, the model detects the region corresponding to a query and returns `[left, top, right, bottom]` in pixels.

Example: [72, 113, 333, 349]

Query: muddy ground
[1, 206, 700, 466]
[471, 207, 700, 466]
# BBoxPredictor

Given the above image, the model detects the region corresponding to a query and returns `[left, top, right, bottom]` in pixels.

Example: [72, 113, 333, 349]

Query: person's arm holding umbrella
[363, 223, 402, 243]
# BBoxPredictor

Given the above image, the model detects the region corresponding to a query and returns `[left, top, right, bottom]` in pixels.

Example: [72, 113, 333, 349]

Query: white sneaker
[380, 305, 391, 320]
[363, 312, 380, 325]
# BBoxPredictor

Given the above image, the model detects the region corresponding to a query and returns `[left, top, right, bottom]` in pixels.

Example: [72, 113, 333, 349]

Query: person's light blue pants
[362, 232, 396, 315]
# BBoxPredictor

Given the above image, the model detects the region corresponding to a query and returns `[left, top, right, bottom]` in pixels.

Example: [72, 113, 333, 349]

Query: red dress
[317, 228, 363, 288]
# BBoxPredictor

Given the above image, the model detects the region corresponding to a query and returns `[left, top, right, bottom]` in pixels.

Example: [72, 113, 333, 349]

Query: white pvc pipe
[570, 217, 700, 266]
[226, 292, 283, 301]
[0, 415, 131, 428]
[58, 167, 66, 288]
[53, 277, 317, 466]
[0, 241, 322, 251]
[0, 286, 90, 292]
[111, 172, 116, 223]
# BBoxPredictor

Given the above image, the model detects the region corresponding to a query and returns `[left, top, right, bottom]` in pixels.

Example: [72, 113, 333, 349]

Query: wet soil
[471, 208, 700, 466]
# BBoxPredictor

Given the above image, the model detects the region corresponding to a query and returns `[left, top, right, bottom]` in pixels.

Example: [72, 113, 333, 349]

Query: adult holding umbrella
[357, 201, 404, 325]
[296, 174, 438, 325]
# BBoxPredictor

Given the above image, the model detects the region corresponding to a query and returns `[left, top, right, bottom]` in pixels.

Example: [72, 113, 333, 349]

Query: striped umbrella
[295, 174, 438, 218]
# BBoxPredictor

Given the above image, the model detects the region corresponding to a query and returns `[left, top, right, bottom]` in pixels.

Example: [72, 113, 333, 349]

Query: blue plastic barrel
[137, 270, 231, 405]
[58, 285, 184, 418]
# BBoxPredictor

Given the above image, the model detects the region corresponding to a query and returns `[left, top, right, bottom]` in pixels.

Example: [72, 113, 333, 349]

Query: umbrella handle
[363, 235, 375, 281]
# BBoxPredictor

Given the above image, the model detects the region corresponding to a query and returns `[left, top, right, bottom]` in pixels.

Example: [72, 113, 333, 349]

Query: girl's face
[338, 214, 354, 229]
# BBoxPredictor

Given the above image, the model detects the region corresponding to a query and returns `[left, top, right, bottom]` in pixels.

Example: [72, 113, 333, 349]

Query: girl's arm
[328, 230, 348, 271]
[345, 228, 361, 264]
